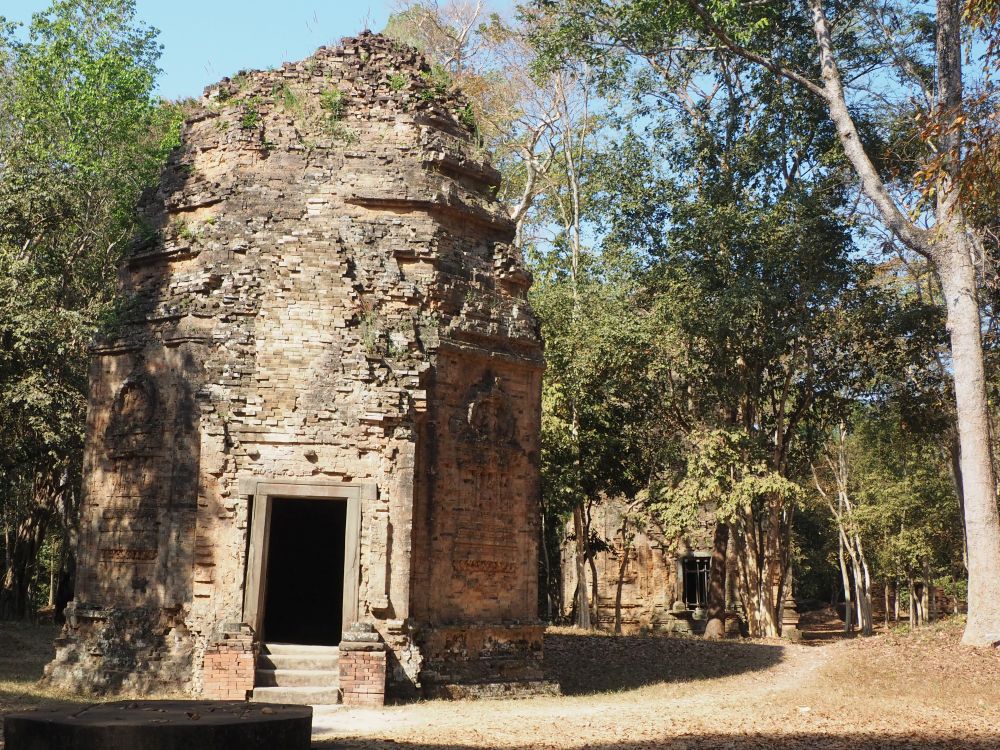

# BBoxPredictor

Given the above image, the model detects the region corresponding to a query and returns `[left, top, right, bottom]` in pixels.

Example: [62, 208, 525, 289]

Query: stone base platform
[3, 701, 311, 750]
[424, 679, 561, 700]
[416, 622, 557, 699]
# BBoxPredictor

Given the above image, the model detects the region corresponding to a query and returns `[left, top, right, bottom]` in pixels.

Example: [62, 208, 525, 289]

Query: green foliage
[651, 428, 803, 541]
[848, 408, 965, 582]
[318, 88, 357, 143]
[0, 0, 174, 616]
[531, 253, 662, 522]
[388, 72, 408, 91]
[240, 95, 261, 129]
[523, 0, 940, 620]
[326, 122, 359, 145]
[277, 83, 300, 113]
[418, 65, 452, 101]
[457, 103, 477, 132]
[319, 88, 346, 120]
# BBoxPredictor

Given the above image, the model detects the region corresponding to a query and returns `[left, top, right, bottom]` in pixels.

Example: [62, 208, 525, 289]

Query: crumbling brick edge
[340, 622, 387, 707]
[201, 623, 256, 700]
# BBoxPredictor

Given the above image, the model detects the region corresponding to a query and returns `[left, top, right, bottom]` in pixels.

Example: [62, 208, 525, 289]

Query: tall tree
[577, 36, 889, 634]
[533, 0, 1000, 646]
[0, 0, 176, 617]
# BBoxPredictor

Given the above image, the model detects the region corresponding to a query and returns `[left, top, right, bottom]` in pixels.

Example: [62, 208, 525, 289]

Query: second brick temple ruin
[45, 33, 550, 704]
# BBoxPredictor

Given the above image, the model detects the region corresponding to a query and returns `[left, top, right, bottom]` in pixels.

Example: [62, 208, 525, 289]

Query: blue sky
[9, 0, 396, 100]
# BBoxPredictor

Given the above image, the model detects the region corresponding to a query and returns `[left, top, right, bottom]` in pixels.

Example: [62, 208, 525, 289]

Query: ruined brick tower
[45, 33, 547, 701]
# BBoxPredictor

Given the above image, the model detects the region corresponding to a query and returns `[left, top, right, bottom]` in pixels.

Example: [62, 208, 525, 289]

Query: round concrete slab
[3, 700, 312, 750]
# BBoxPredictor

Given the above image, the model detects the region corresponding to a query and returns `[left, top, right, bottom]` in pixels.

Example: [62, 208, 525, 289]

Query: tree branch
[684, 0, 827, 98]
[809, 0, 931, 255]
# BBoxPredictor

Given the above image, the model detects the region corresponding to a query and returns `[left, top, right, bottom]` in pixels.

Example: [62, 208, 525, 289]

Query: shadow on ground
[0, 621, 88, 716]
[798, 607, 854, 645]
[314, 735, 1000, 750]
[543, 632, 784, 695]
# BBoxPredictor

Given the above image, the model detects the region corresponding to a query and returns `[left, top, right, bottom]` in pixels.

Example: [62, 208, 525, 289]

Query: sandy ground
[312, 615, 1000, 750]
[3, 614, 999, 749]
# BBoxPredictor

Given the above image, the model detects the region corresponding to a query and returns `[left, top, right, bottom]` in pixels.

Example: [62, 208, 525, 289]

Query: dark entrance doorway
[262, 498, 346, 645]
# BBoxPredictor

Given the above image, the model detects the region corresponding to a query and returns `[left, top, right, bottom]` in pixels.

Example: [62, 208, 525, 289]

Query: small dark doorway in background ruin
[262, 498, 346, 645]
[682, 556, 710, 610]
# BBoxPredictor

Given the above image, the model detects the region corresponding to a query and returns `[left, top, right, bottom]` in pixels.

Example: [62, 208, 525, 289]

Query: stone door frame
[240, 478, 372, 641]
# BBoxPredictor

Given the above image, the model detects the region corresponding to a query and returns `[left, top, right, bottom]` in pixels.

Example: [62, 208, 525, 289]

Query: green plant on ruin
[279, 84, 301, 114]
[388, 72, 407, 91]
[172, 219, 198, 242]
[386, 339, 405, 358]
[134, 217, 160, 247]
[385, 318, 418, 359]
[240, 96, 261, 130]
[327, 122, 359, 145]
[216, 73, 247, 103]
[318, 89, 357, 143]
[320, 88, 346, 121]
[359, 302, 383, 358]
[457, 103, 477, 132]
[418, 64, 451, 102]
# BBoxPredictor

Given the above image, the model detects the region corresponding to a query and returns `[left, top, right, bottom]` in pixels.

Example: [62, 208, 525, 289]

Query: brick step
[250, 686, 342, 705]
[258, 653, 340, 671]
[254, 668, 340, 688]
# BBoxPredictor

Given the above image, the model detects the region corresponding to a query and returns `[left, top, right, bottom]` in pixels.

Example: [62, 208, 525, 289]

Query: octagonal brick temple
[44, 33, 548, 702]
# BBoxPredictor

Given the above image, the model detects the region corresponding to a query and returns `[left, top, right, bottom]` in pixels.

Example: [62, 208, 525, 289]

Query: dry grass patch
[0, 620, 85, 715]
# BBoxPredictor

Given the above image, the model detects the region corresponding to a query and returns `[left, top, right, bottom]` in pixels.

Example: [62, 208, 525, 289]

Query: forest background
[1, 0, 999, 646]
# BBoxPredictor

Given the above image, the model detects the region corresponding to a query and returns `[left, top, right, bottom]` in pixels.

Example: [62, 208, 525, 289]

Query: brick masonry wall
[340, 650, 387, 707]
[45, 31, 545, 698]
[562, 499, 717, 634]
[202, 631, 256, 700]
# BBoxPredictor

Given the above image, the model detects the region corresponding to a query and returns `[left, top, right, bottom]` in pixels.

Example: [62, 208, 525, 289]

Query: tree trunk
[937, 237, 1000, 645]
[925, 561, 936, 624]
[884, 581, 891, 630]
[572, 503, 591, 629]
[731, 505, 783, 637]
[856, 535, 874, 635]
[0, 510, 48, 619]
[850, 554, 872, 636]
[838, 527, 853, 634]
[704, 521, 729, 639]
[48, 536, 58, 608]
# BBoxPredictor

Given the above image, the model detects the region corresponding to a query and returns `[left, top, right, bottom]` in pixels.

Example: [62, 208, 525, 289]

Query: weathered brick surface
[202, 629, 256, 700]
[562, 500, 716, 634]
[45, 32, 546, 698]
[340, 650, 387, 706]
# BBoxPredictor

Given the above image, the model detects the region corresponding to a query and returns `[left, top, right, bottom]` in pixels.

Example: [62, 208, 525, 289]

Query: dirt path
[3, 618, 999, 749]
[314, 636, 836, 747]
[314, 621, 1000, 750]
